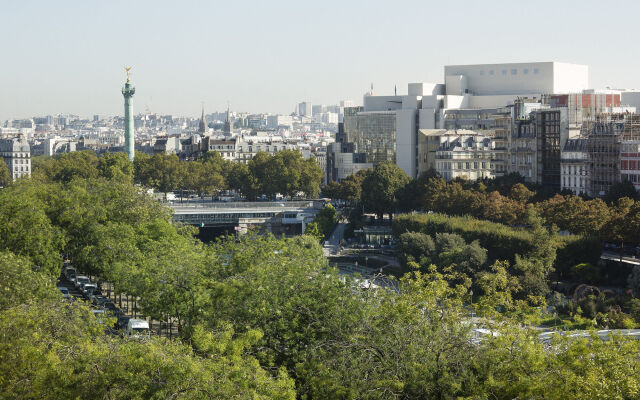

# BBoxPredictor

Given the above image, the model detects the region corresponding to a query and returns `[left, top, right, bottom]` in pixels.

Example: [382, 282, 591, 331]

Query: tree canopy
[2, 154, 640, 398]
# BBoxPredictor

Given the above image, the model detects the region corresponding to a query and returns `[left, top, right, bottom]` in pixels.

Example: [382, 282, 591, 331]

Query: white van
[126, 319, 150, 339]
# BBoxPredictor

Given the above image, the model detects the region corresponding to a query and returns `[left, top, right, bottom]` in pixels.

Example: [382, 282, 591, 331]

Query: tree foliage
[0, 160, 10, 187]
[5, 154, 640, 398]
[361, 161, 410, 220]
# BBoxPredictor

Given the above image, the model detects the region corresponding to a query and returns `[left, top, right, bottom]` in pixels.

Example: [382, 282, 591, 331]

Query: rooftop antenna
[394, 84, 397, 96]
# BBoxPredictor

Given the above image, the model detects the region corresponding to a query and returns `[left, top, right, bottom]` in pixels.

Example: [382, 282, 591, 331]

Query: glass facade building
[343, 107, 397, 164]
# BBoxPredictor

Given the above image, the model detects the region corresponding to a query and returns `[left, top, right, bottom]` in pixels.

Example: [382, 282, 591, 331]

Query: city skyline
[4, 0, 640, 121]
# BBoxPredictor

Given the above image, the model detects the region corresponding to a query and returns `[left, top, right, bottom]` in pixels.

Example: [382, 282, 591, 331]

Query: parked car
[116, 315, 131, 331]
[126, 319, 150, 339]
[93, 295, 109, 306]
[64, 267, 77, 280]
[87, 288, 103, 303]
[57, 286, 70, 299]
[603, 242, 620, 251]
[102, 301, 120, 315]
[74, 276, 90, 289]
[82, 283, 97, 296]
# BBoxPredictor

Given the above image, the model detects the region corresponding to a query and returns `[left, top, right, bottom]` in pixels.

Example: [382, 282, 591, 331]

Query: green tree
[298, 157, 323, 198]
[508, 183, 535, 203]
[321, 181, 342, 198]
[538, 195, 610, 235]
[571, 263, 601, 284]
[0, 251, 60, 310]
[336, 169, 368, 202]
[397, 231, 435, 266]
[135, 153, 183, 198]
[0, 300, 296, 399]
[97, 151, 134, 183]
[304, 221, 324, 241]
[32, 151, 99, 183]
[248, 151, 279, 198]
[600, 197, 635, 258]
[605, 180, 640, 203]
[312, 203, 338, 239]
[0, 182, 65, 276]
[361, 161, 410, 220]
[0, 160, 10, 187]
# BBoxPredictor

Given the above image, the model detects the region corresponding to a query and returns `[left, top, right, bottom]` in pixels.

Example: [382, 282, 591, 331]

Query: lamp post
[159, 279, 195, 338]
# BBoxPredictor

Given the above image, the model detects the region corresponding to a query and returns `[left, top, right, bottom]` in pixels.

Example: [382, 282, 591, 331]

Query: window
[480, 70, 484, 76]
[465, 162, 470, 169]
[511, 69, 517, 75]
[502, 70, 507, 75]
[524, 68, 529, 74]
[533, 68, 539, 74]
[489, 70, 494, 75]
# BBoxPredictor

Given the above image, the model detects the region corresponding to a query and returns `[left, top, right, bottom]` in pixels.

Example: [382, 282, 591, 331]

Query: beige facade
[434, 134, 502, 181]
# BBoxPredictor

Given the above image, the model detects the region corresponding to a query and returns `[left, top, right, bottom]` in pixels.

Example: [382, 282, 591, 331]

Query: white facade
[0, 137, 31, 181]
[434, 134, 499, 181]
[444, 62, 588, 96]
[236, 137, 301, 163]
[267, 115, 293, 129]
[561, 139, 590, 196]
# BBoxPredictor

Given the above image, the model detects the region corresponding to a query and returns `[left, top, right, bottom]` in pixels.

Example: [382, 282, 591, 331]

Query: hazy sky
[3, 0, 640, 121]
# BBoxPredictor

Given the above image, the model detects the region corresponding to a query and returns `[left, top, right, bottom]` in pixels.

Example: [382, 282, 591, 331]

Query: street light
[159, 279, 195, 337]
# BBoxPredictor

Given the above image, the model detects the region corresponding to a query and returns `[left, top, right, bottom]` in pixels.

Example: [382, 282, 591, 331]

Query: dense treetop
[1, 154, 640, 398]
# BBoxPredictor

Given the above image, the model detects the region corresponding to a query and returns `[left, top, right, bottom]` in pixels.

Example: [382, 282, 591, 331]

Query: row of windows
[175, 212, 277, 221]
[14, 166, 29, 172]
[621, 173, 640, 183]
[562, 165, 587, 175]
[621, 143, 640, 153]
[437, 161, 493, 170]
[512, 155, 533, 164]
[622, 160, 640, 170]
[479, 67, 540, 76]
[563, 177, 586, 188]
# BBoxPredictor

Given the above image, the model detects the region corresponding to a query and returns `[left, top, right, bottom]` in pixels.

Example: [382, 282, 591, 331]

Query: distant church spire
[224, 102, 233, 135]
[198, 103, 207, 134]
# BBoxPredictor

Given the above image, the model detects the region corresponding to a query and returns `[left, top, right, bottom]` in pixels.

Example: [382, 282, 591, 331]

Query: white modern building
[352, 62, 589, 178]
[267, 115, 294, 130]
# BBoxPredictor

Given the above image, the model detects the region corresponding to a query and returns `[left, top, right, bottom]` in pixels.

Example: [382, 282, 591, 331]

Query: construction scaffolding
[623, 113, 640, 141]
[582, 114, 624, 197]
